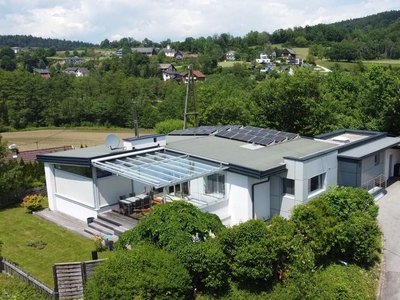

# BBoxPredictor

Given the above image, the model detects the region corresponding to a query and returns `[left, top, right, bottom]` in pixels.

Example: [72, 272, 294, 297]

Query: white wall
[55, 194, 98, 222]
[44, 163, 56, 211]
[250, 178, 270, 221]
[361, 152, 385, 184]
[98, 175, 132, 207]
[386, 149, 400, 177]
[227, 173, 251, 225]
[271, 150, 338, 218]
[54, 169, 94, 207]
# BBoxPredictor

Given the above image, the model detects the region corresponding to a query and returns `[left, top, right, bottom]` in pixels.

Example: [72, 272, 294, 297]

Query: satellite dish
[105, 134, 120, 150]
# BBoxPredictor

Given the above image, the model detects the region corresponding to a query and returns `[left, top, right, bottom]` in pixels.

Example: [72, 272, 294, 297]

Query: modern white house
[37, 126, 400, 227]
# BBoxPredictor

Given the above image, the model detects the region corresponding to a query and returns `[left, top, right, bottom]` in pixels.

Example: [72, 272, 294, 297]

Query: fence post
[52, 265, 59, 300]
[0, 256, 4, 272]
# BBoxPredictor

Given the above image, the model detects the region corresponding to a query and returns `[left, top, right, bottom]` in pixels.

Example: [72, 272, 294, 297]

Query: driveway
[377, 180, 400, 299]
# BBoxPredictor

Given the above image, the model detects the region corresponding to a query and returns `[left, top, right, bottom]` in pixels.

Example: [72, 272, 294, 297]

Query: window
[205, 173, 225, 195]
[374, 154, 380, 165]
[308, 174, 325, 193]
[55, 164, 92, 178]
[282, 178, 295, 195]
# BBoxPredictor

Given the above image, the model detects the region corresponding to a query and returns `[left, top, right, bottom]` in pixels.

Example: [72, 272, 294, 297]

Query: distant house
[11, 47, 21, 54]
[183, 70, 206, 83]
[226, 50, 235, 61]
[116, 49, 123, 58]
[160, 45, 176, 58]
[158, 64, 177, 73]
[282, 48, 296, 59]
[33, 68, 51, 78]
[64, 67, 89, 77]
[131, 47, 156, 56]
[174, 51, 184, 60]
[65, 56, 85, 64]
[256, 52, 270, 64]
[162, 71, 183, 82]
[5, 145, 74, 163]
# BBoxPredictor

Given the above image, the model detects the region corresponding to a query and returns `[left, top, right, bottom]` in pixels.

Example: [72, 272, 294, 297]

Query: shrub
[115, 201, 224, 252]
[21, 194, 46, 212]
[154, 119, 183, 134]
[84, 244, 192, 300]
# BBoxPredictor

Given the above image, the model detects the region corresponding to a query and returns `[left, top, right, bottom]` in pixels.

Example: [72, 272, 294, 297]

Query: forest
[0, 61, 400, 136]
[0, 11, 400, 137]
[1, 10, 400, 60]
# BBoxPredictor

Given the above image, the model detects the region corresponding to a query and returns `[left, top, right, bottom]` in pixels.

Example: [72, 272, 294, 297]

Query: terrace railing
[361, 174, 387, 192]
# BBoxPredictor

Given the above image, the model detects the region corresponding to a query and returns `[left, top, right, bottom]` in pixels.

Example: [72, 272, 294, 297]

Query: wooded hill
[1, 10, 400, 60]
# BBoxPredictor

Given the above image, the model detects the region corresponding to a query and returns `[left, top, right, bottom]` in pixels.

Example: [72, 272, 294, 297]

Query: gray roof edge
[315, 129, 384, 139]
[123, 134, 165, 142]
[338, 137, 400, 160]
[284, 147, 339, 162]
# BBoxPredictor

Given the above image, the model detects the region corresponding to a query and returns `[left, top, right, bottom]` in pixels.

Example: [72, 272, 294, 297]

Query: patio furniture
[119, 199, 132, 216]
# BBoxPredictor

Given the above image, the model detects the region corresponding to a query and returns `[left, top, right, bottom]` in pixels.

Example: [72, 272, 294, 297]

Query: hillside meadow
[1, 128, 154, 152]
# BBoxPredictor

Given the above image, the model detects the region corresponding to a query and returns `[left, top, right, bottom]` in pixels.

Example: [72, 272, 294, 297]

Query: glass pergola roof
[92, 150, 228, 188]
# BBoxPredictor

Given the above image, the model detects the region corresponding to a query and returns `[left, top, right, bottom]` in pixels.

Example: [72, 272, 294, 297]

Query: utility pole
[183, 64, 198, 129]
[132, 99, 139, 137]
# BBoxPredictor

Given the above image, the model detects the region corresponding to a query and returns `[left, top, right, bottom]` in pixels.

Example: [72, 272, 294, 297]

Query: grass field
[1, 128, 154, 152]
[0, 203, 112, 287]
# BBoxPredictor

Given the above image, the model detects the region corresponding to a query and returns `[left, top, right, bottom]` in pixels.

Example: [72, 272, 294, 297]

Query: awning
[92, 150, 228, 188]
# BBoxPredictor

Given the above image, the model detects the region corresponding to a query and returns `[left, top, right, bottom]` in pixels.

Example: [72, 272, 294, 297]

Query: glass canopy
[92, 150, 228, 189]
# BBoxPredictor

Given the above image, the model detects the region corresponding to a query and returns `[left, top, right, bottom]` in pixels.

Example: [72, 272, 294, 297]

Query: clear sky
[0, 0, 398, 44]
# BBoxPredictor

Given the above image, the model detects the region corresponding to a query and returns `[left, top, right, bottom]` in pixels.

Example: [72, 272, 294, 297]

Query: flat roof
[339, 137, 400, 159]
[166, 136, 338, 172]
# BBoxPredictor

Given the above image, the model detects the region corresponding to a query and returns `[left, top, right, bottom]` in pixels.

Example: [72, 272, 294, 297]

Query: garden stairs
[34, 209, 138, 242]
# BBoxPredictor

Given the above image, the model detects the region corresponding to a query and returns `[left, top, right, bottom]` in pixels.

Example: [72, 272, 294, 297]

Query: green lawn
[0, 204, 112, 287]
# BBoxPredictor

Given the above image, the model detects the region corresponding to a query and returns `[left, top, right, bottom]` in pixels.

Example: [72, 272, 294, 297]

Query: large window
[205, 173, 225, 196]
[55, 164, 92, 178]
[308, 174, 325, 193]
[282, 178, 295, 195]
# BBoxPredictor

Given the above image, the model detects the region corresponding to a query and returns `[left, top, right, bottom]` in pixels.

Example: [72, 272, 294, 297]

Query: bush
[21, 194, 46, 212]
[154, 119, 183, 134]
[115, 201, 224, 252]
[84, 244, 192, 300]
[178, 238, 229, 295]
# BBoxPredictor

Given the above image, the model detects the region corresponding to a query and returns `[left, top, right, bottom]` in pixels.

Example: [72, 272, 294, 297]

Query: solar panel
[215, 131, 232, 138]
[259, 138, 274, 146]
[250, 136, 265, 144]
[274, 135, 287, 143]
[286, 133, 298, 140]
[231, 134, 248, 141]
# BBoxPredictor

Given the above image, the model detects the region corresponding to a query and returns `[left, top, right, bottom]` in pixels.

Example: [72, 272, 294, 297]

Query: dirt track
[1, 129, 152, 151]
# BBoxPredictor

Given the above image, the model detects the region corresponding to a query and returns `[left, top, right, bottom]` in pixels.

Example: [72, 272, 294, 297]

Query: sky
[0, 0, 398, 44]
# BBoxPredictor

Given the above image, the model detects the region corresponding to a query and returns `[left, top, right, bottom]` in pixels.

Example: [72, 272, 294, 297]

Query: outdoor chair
[129, 192, 136, 197]
[143, 195, 151, 209]
[133, 199, 144, 211]
[119, 195, 127, 200]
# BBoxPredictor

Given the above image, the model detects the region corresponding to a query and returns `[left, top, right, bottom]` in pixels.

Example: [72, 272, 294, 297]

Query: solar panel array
[169, 125, 242, 136]
[168, 125, 298, 147]
[215, 126, 298, 146]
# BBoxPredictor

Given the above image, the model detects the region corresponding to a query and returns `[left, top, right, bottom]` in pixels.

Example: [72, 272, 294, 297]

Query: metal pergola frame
[92, 150, 228, 189]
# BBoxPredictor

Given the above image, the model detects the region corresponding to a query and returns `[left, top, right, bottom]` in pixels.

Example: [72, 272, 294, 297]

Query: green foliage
[154, 119, 183, 134]
[0, 273, 48, 300]
[218, 219, 276, 289]
[269, 264, 376, 300]
[178, 238, 229, 295]
[84, 244, 192, 300]
[21, 194, 45, 212]
[115, 201, 224, 252]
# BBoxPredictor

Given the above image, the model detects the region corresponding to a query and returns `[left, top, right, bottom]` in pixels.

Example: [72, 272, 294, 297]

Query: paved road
[377, 181, 400, 299]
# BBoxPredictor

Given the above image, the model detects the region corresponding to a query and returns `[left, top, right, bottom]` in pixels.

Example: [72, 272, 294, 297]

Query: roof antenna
[132, 99, 139, 137]
[183, 64, 198, 129]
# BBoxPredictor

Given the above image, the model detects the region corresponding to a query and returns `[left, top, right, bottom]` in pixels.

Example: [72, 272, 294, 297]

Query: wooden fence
[53, 259, 106, 300]
[0, 257, 56, 299]
[0, 257, 105, 300]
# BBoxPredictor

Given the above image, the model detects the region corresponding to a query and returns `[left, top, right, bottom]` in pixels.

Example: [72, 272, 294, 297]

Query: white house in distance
[37, 126, 400, 227]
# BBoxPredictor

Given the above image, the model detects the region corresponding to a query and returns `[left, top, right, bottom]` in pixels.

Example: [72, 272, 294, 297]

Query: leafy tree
[84, 244, 192, 300]
[218, 219, 277, 289]
[115, 201, 224, 252]
[0, 47, 17, 71]
[178, 238, 230, 295]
